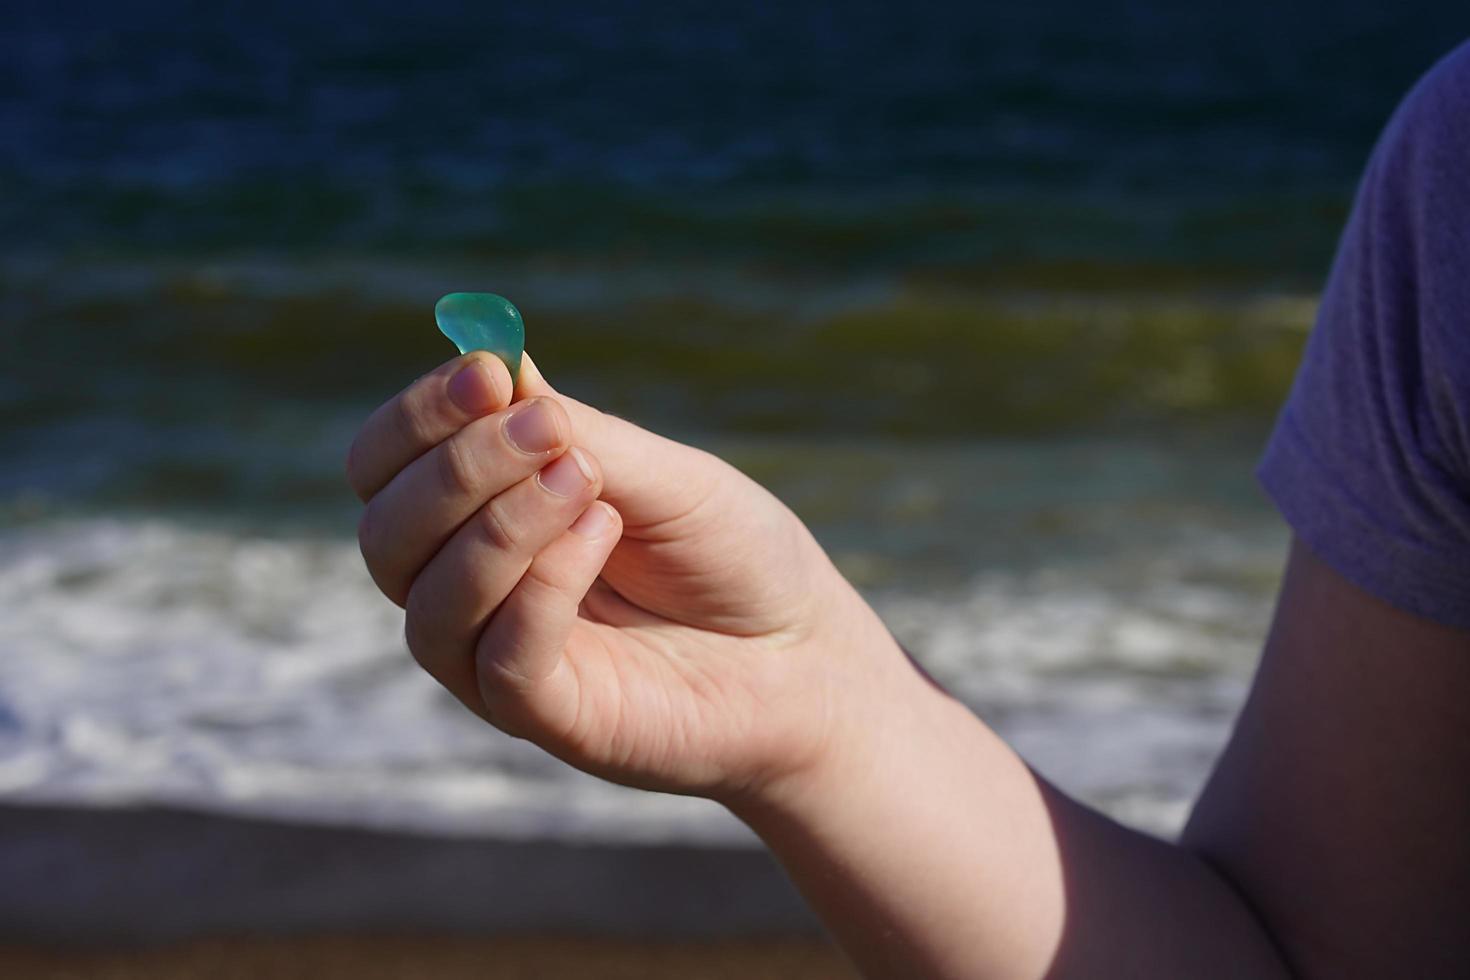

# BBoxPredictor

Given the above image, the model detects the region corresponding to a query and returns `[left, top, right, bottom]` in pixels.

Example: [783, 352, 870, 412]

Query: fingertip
[534, 444, 599, 498]
[569, 500, 620, 540]
[507, 396, 572, 457]
[448, 353, 514, 416]
[487, 354, 516, 405]
[570, 445, 600, 485]
[515, 350, 555, 399]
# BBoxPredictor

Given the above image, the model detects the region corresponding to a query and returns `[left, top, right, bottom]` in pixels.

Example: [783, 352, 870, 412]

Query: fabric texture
[1258, 40, 1470, 628]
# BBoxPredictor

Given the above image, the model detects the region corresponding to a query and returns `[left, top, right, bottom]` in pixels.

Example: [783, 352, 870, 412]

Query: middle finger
[359, 395, 570, 605]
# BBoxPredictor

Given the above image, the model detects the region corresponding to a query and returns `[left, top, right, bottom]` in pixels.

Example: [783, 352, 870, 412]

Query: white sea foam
[0, 512, 1284, 843]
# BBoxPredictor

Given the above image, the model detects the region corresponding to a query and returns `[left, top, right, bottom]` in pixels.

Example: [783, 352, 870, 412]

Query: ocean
[3, 3, 1468, 850]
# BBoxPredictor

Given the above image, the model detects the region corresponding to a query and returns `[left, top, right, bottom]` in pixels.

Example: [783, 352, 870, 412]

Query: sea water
[2, 0, 1455, 845]
[0, 424, 1283, 844]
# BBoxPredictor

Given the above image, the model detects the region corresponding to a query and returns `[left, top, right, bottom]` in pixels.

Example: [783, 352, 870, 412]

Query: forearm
[727, 663, 1290, 979]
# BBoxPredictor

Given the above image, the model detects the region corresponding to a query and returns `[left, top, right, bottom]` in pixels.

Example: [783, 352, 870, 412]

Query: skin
[1183, 539, 1470, 978]
[347, 350, 1470, 979]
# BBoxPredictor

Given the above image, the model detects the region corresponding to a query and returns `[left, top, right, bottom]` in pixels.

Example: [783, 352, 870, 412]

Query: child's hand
[347, 352, 918, 804]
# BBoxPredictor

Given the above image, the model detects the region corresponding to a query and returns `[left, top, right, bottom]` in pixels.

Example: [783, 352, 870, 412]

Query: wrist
[721, 613, 970, 832]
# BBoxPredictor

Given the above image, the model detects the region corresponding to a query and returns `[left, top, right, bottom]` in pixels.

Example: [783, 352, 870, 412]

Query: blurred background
[3, 2, 1469, 976]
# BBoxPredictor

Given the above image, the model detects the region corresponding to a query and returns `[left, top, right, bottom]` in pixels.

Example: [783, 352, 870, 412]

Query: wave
[0, 500, 1284, 843]
[1, 253, 1313, 466]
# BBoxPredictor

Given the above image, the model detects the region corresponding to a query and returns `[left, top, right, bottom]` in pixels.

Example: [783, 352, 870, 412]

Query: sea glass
[434, 292, 525, 383]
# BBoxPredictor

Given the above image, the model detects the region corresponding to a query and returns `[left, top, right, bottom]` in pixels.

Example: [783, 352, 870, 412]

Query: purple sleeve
[1258, 41, 1470, 628]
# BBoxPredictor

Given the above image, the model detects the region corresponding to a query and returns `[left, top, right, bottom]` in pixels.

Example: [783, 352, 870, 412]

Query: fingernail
[504, 399, 562, 454]
[447, 359, 500, 415]
[537, 447, 594, 497]
[570, 501, 613, 538]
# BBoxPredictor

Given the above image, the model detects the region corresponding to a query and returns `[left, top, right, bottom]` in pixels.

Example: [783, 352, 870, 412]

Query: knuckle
[357, 506, 408, 606]
[478, 649, 536, 696]
[477, 496, 523, 553]
[474, 668, 531, 738]
[436, 433, 482, 498]
[517, 558, 564, 599]
[344, 436, 364, 496]
[356, 502, 383, 564]
[392, 390, 436, 452]
[402, 594, 435, 670]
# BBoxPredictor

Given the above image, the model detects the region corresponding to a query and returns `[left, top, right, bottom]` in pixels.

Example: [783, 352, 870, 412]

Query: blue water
[4, 2, 1467, 267]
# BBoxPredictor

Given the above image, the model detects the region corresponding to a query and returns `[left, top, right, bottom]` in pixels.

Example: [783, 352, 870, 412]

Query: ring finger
[358, 395, 570, 605]
[404, 447, 603, 710]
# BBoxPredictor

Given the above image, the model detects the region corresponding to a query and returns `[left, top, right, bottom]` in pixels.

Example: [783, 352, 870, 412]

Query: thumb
[516, 351, 721, 529]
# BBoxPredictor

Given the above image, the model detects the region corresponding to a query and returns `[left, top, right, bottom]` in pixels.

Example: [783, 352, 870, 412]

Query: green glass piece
[434, 292, 525, 382]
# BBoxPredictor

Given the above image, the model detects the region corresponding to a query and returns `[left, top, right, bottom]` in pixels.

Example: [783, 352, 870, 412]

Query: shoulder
[1374, 40, 1470, 179]
[1256, 39, 1470, 630]
[1349, 39, 1470, 324]
[1415, 40, 1470, 109]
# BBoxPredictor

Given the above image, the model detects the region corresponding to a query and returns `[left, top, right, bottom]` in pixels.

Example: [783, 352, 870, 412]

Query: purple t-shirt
[1259, 40, 1470, 628]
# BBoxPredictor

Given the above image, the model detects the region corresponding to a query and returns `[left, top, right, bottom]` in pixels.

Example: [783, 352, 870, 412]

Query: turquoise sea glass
[434, 292, 525, 383]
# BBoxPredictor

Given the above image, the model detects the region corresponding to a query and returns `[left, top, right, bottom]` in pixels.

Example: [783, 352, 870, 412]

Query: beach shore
[0, 802, 818, 939]
[0, 934, 851, 979]
[0, 802, 836, 976]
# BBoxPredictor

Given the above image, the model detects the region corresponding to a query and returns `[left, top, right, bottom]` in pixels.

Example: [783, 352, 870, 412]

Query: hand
[346, 351, 920, 804]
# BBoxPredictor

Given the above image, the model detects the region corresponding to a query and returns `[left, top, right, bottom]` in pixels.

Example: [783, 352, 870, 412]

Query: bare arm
[733, 537, 1470, 978]
[738, 536, 1470, 977]
[728, 605, 1292, 979]
[348, 353, 1468, 978]
[1183, 537, 1470, 978]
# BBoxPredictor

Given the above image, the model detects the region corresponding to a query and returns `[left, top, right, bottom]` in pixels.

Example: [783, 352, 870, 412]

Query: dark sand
[0, 935, 852, 979]
[0, 803, 844, 976]
[0, 803, 818, 940]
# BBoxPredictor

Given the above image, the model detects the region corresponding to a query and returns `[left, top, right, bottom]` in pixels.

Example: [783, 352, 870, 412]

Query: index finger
[346, 352, 514, 502]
